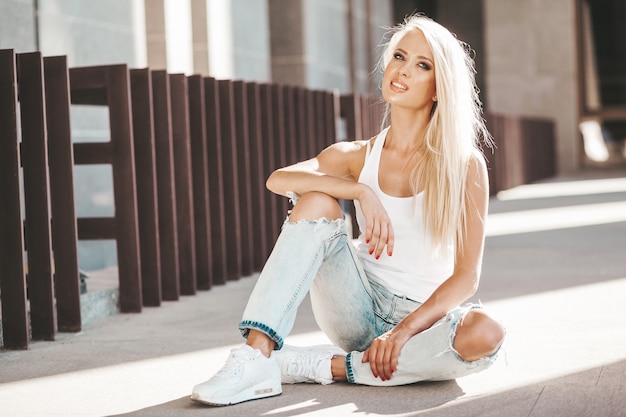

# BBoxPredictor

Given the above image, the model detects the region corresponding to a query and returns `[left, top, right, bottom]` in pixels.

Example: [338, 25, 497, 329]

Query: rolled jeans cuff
[239, 320, 284, 350]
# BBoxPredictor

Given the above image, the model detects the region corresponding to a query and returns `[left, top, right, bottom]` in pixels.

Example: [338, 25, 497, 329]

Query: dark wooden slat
[326, 91, 338, 145]
[43, 55, 82, 332]
[283, 86, 298, 166]
[73, 142, 113, 164]
[68, 65, 108, 105]
[314, 91, 328, 157]
[304, 89, 317, 156]
[360, 96, 370, 139]
[104, 65, 143, 312]
[0, 49, 29, 349]
[188, 75, 213, 290]
[232, 81, 254, 277]
[521, 118, 556, 184]
[151, 70, 180, 301]
[245, 82, 268, 270]
[170, 74, 197, 295]
[271, 84, 289, 233]
[484, 114, 504, 194]
[340, 93, 361, 140]
[337, 92, 360, 237]
[217, 79, 242, 281]
[203, 77, 227, 285]
[69, 64, 143, 313]
[17, 52, 56, 341]
[259, 84, 280, 257]
[130, 68, 162, 307]
[292, 88, 302, 161]
[77, 217, 117, 240]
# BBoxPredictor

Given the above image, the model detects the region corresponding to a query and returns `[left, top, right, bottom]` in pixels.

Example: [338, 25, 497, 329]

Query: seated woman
[191, 13, 505, 406]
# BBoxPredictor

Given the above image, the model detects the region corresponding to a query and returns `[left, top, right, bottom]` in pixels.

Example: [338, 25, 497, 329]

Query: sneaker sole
[190, 380, 282, 406]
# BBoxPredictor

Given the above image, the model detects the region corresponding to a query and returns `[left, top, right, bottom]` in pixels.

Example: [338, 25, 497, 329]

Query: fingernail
[388, 251, 392, 256]
[366, 239, 370, 243]
[375, 254, 380, 259]
[369, 249, 373, 255]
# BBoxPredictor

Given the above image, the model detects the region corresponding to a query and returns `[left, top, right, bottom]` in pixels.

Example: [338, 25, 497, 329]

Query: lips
[390, 80, 408, 92]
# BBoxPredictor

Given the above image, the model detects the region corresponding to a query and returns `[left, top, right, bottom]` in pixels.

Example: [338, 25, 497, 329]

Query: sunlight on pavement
[496, 177, 626, 201]
[457, 276, 626, 398]
[488, 176, 626, 236]
[0, 333, 334, 417]
[263, 399, 322, 415]
[0, 345, 235, 417]
[486, 201, 626, 236]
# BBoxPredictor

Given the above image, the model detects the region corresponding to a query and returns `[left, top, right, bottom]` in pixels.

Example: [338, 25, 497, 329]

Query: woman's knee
[453, 309, 505, 362]
[288, 192, 343, 222]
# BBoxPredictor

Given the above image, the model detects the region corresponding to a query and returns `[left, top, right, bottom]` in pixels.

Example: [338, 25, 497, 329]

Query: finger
[382, 347, 393, 380]
[368, 346, 379, 378]
[361, 348, 370, 364]
[368, 221, 380, 256]
[390, 347, 400, 375]
[375, 345, 387, 380]
[374, 224, 388, 259]
[365, 219, 373, 245]
[386, 225, 395, 256]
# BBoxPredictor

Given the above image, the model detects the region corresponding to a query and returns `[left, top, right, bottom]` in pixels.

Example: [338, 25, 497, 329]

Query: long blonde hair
[380, 14, 491, 254]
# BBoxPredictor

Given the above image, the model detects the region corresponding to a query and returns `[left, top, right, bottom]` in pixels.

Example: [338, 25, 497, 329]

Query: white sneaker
[191, 344, 282, 406]
[276, 344, 346, 385]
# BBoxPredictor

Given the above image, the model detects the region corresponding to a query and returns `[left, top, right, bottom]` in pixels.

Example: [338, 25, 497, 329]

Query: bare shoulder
[323, 139, 368, 153]
[319, 139, 370, 162]
[467, 148, 489, 192]
[317, 139, 371, 179]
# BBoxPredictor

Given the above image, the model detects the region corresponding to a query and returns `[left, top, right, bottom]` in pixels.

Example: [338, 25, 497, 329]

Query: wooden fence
[485, 113, 557, 193]
[0, 48, 556, 350]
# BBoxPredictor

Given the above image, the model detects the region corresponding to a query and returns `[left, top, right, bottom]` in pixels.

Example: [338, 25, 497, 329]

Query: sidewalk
[1, 169, 625, 417]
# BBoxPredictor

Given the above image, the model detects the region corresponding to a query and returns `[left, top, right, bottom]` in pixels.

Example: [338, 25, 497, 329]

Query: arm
[362, 153, 490, 380]
[266, 141, 364, 201]
[267, 140, 395, 258]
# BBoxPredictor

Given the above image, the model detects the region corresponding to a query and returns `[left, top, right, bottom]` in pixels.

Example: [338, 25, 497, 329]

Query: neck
[386, 106, 431, 152]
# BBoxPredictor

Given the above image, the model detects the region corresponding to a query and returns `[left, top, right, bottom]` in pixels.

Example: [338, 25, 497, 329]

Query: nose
[398, 62, 411, 77]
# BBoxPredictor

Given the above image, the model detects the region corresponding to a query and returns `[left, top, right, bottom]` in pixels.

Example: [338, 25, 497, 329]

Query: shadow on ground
[111, 380, 463, 416]
[111, 360, 626, 417]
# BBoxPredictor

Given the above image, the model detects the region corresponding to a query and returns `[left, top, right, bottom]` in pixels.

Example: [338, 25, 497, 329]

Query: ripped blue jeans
[239, 218, 500, 386]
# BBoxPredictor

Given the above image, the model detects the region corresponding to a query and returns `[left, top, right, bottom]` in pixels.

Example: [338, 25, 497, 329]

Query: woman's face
[382, 29, 437, 112]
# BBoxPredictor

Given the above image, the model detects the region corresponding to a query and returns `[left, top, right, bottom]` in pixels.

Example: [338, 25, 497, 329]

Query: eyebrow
[396, 48, 433, 64]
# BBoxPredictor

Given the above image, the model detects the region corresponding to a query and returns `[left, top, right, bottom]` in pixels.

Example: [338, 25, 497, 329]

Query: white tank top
[354, 127, 454, 303]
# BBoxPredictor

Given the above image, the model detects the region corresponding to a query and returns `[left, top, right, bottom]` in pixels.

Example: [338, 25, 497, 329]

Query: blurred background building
[1, 0, 624, 270]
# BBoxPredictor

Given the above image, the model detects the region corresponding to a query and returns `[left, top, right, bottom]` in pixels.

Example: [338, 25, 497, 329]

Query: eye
[393, 52, 405, 60]
[418, 62, 432, 70]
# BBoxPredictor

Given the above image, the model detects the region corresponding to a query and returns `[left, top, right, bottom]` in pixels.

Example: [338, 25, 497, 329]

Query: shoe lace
[216, 348, 255, 377]
[287, 353, 321, 380]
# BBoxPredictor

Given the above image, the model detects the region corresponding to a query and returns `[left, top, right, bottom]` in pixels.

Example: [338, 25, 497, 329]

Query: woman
[191, 14, 505, 406]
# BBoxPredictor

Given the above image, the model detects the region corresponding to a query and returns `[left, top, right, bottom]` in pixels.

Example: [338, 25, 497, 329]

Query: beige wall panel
[484, 0, 580, 173]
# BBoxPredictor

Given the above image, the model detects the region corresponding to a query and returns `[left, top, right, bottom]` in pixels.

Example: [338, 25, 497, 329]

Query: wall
[303, 0, 351, 91]
[269, 0, 392, 94]
[231, 0, 272, 81]
[0, 0, 37, 52]
[37, 0, 146, 68]
[483, 0, 580, 174]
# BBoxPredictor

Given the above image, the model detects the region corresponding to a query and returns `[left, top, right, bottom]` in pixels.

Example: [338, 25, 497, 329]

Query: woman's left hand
[361, 328, 412, 381]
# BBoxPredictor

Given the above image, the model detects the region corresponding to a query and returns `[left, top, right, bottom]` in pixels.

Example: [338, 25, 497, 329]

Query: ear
[432, 95, 438, 102]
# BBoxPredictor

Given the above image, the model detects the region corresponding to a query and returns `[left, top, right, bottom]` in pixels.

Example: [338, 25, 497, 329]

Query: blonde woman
[192, 14, 505, 406]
